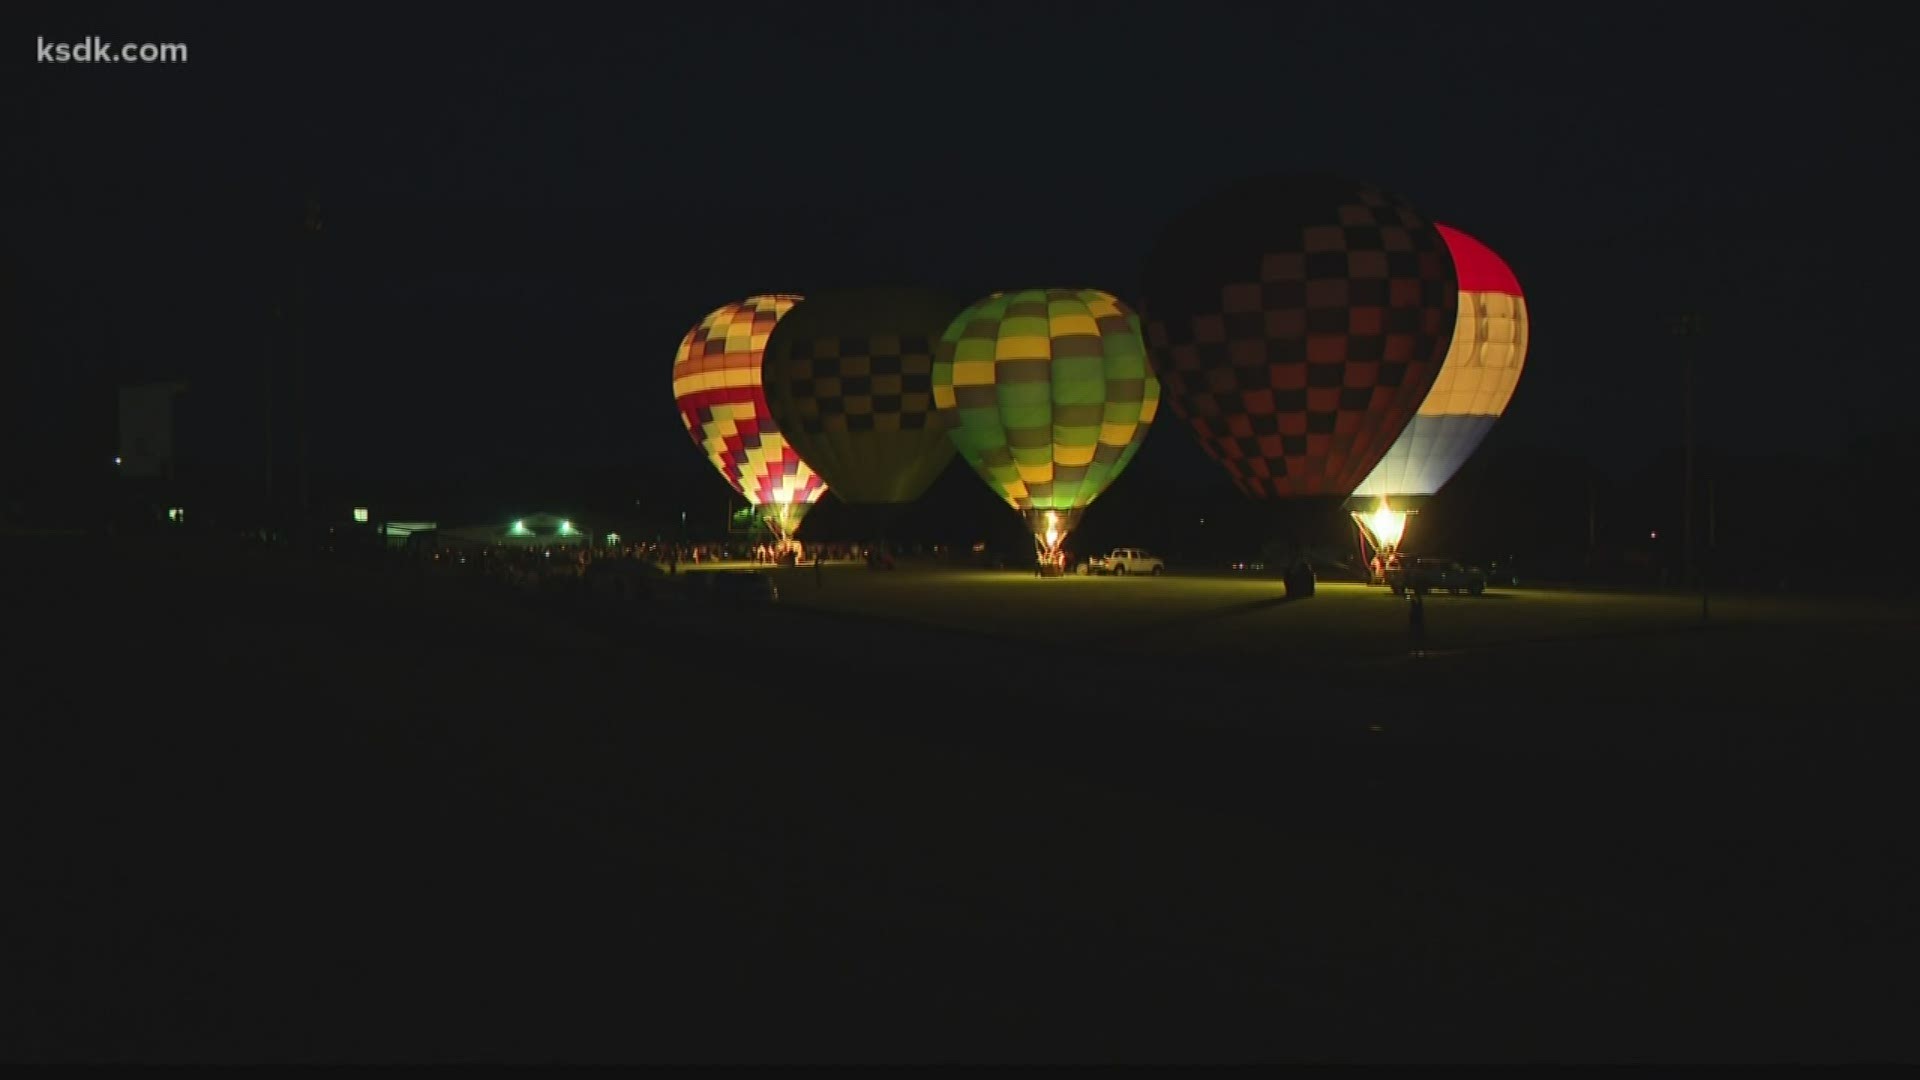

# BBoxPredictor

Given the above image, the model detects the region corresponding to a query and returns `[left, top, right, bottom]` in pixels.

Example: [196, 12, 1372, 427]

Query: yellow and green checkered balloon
[933, 289, 1159, 526]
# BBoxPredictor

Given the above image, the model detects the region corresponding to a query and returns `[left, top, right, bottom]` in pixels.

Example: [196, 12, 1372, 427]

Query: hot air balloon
[1139, 173, 1457, 592]
[933, 289, 1160, 573]
[671, 295, 826, 546]
[1348, 224, 1530, 563]
[761, 287, 964, 544]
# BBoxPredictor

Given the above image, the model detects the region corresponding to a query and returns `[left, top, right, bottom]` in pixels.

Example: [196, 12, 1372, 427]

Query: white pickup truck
[1078, 547, 1165, 576]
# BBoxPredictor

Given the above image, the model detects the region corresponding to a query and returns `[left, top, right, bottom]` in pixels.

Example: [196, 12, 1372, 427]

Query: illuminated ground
[754, 564, 1862, 661]
[671, 562, 1906, 758]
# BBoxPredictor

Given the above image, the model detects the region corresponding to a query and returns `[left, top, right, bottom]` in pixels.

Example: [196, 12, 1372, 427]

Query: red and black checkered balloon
[1139, 173, 1457, 499]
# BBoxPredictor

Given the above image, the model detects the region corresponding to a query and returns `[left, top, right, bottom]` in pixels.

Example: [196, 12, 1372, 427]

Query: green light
[352, 507, 369, 523]
[167, 507, 184, 523]
[606, 532, 621, 544]
[559, 520, 575, 535]
[511, 520, 529, 535]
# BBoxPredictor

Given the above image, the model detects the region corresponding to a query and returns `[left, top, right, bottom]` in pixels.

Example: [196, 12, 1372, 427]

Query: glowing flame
[1043, 511, 1061, 554]
[760, 498, 813, 544]
[1363, 498, 1407, 551]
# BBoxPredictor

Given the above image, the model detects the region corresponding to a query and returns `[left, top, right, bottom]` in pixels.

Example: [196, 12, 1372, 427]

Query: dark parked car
[1387, 556, 1488, 596]
[705, 570, 779, 606]
[583, 558, 666, 601]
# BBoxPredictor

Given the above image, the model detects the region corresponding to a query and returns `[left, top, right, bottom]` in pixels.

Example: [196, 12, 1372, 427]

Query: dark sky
[3, 2, 1910, 491]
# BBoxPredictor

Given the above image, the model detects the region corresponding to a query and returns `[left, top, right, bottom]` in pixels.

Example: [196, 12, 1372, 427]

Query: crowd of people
[407, 537, 901, 595]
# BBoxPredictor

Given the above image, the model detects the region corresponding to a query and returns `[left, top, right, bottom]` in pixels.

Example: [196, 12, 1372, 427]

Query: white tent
[439, 511, 590, 548]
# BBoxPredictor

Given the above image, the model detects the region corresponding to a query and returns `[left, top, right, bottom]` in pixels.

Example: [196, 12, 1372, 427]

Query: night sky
[4, 2, 1909, 495]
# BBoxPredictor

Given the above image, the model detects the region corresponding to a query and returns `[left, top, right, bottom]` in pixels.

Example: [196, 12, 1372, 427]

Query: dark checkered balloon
[1139, 173, 1457, 499]
[762, 287, 964, 506]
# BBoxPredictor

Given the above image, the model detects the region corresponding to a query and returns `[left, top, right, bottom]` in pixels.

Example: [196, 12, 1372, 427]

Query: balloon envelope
[1139, 173, 1456, 500]
[761, 287, 963, 506]
[933, 288, 1159, 536]
[1350, 224, 1529, 500]
[671, 295, 826, 526]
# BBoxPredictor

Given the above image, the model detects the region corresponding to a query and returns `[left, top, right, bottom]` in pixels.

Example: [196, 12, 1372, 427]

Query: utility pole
[1683, 332, 1694, 591]
[1709, 474, 1717, 551]
[265, 302, 278, 506]
[1587, 477, 1597, 566]
[293, 195, 322, 547]
[1705, 470, 1716, 621]
[1671, 312, 1702, 597]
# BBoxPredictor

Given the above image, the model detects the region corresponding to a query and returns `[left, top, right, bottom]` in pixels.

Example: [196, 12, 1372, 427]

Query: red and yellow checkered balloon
[671, 296, 827, 518]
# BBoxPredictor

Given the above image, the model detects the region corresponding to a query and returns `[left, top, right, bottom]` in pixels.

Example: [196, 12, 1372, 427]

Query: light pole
[265, 302, 278, 508]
